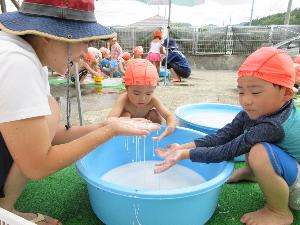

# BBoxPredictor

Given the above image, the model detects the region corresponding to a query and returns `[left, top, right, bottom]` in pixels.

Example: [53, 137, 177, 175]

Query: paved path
[50, 70, 239, 126]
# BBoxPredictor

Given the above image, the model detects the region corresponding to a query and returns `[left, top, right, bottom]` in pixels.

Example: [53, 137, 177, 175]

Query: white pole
[249, 0, 255, 26]
[284, 0, 293, 25]
[163, 0, 171, 85]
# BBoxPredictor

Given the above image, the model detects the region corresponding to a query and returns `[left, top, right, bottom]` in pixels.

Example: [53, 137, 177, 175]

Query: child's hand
[152, 126, 175, 141]
[154, 147, 190, 174]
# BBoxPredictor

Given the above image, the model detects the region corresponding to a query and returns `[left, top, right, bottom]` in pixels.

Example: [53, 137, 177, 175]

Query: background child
[155, 47, 300, 225]
[133, 46, 144, 59]
[108, 59, 176, 140]
[120, 51, 131, 75]
[99, 47, 110, 76]
[109, 37, 123, 77]
[70, 51, 99, 83]
[294, 55, 300, 87]
[147, 31, 164, 74]
[162, 38, 191, 82]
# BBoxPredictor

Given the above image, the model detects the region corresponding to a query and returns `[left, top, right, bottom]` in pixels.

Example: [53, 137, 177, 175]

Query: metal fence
[96, 25, 300, 56]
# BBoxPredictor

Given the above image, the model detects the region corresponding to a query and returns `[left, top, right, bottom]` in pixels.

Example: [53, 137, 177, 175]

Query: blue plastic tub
[76, 126, 234, 225]
[175, 103, 245, 161]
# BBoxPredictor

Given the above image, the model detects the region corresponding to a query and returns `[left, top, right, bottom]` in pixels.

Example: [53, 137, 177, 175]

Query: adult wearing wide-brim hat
[162, 38, 191, 82]
[0, 0, 159, 224]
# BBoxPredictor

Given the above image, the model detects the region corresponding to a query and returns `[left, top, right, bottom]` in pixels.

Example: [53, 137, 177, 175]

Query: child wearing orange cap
[108, 59, 176, 140]
[133, 46, 144, 59]
[154, 47, 300, 225]
[70, 51, 99, 83]
[294, 55, 300, 87]
[99, 47, 111, 76]
[120, 51, 131, 75]
[147, 30, 164, 74]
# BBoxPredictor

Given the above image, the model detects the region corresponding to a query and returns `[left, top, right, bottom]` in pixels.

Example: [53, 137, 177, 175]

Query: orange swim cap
[154, 31, 162, 38]
[238, 47, 295, 89]
[133, 46, 144, 55]
[86, 52, 96, 62]
[124, 59, 159, 86]
[122, 52, 131, 61]
[100, 47, 110, 58]
[294, 55, 300, 65]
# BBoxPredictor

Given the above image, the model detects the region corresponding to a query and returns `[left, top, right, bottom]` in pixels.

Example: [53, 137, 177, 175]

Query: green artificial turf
[16, 163, 300, 225]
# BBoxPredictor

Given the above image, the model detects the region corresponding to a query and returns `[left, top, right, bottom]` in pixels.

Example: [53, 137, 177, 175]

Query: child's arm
[151, 96, 177, 140]
[155, 119, 285, 173]
[160, 45, 165, 55]
[192, 118, 284, 162]
[83, 61, 99, 77]
[107, 93, 127, 118]
[194, 111, 245, 148]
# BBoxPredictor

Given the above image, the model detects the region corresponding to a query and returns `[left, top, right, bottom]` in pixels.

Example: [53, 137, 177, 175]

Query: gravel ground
[50, 69, 239, 126]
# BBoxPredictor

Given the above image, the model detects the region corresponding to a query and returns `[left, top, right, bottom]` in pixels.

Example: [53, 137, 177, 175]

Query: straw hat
[0, 0, 115, 42]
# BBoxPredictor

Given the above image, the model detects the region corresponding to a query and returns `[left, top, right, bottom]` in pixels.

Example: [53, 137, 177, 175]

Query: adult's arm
[0, 116, 154, 180]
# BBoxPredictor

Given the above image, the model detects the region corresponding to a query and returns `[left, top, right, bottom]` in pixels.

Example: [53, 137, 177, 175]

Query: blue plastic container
[175, 103, 245, 161]
[159, 68, 170, 78]
[76, 126, 234, 225]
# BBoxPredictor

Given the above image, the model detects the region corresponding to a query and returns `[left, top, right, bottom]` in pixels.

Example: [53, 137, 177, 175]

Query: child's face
[237, 76, 292, 120]
[127, 85, 156, 108]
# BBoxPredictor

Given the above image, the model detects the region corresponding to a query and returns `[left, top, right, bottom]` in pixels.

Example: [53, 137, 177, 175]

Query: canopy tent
[137, 0, 205, 84]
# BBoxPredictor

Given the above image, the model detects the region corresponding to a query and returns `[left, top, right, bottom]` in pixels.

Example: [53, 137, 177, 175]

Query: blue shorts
[109, 59, 119, 69]
[102, 67, 110, 75]
[101, 58, 109, 67]
[263, 143, 300, 209]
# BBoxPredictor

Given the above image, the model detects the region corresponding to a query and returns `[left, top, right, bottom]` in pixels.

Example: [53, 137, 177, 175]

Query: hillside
[249, 8, 300, 25]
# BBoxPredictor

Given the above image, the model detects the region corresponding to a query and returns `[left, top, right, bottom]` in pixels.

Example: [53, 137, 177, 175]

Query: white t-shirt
[0, 31, 51, 123]
[149, 41, 162, 54]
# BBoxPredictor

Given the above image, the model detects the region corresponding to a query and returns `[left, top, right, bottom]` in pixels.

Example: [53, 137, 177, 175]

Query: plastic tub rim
[76, 126, 234, 199]
[175, 102, 242, 131]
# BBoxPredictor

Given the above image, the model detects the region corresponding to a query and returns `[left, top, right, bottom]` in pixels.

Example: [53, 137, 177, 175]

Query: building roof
[128, 15, 168, 28]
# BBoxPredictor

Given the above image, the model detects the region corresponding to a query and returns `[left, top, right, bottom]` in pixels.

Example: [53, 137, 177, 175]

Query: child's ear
[283, 87, 294, 101]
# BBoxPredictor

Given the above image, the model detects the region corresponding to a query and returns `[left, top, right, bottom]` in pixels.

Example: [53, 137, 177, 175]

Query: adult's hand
[104, 117, 160, 136]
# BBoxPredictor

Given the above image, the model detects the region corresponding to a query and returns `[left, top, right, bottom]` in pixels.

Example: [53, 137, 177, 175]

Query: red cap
[122, 52, 131, 61]
[124, 59, 159, 86]
[100, 47, 110, 58]
[294, 55, 300, 65]
[86, 52, 96, 62]
[133, 46, 144, 55]
[154, 31, 162, 38]
[238, 47, 295, 89]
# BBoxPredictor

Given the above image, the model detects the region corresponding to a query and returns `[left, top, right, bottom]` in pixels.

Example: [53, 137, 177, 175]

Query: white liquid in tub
[101, 161, 205, 190]
[184, 110, 238, 128]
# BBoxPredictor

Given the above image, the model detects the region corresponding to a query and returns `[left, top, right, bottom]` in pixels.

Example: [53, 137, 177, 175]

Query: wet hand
[105, 117, 160, 136]
[152, 126, 175, 141]
[154, 148, 188, 174]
